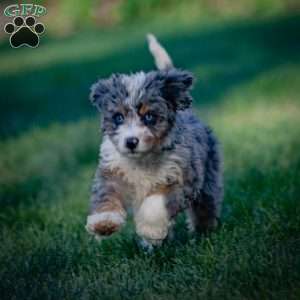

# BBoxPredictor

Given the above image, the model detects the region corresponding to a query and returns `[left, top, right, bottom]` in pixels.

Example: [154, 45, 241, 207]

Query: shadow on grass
[0, 14, 299, 138]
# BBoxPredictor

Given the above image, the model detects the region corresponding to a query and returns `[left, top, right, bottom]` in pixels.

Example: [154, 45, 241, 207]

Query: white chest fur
[100, 137, 183, 210]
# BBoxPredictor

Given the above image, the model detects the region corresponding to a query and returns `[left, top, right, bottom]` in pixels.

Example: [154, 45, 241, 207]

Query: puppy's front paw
[136, 223, 168, 246]
[85, 211, 125, 238]
[135, 193, 170, 246]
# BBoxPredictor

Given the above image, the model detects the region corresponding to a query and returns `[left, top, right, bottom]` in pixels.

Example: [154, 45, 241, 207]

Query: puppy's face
[90, 69, 193, 158]
[101, 93, 171, 157]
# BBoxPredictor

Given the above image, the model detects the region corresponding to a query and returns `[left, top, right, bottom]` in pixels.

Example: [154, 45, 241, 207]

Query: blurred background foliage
[0, 0, 298, 35]
[54, 0, 297, 34]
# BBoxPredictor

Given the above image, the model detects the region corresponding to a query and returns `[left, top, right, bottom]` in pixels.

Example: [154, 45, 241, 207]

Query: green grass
[0, 12, 300, 300]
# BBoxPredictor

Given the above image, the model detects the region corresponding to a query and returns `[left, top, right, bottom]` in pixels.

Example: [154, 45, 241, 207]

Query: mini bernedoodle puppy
[86, 34, 223, 249]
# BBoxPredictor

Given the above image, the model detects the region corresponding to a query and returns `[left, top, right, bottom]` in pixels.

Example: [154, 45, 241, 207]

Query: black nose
[126, 137, 139, 150]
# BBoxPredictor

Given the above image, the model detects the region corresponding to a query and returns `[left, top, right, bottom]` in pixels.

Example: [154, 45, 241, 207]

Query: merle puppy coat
[86, 34, 223, 248]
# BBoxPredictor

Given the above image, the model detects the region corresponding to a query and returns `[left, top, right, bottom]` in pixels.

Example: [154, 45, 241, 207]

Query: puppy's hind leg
[186, 194, 220, 234]
[187, 130, 223, 233]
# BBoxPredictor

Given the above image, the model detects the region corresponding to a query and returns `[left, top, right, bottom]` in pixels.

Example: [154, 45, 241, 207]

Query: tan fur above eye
[138, 103, 150, 116]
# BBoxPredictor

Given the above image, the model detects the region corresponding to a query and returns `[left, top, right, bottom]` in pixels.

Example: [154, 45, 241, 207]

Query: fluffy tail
[147, 33, 173, 70]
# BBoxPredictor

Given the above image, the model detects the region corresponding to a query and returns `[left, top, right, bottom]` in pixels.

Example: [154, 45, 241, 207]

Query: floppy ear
[89, 79, 111, 111]
[161, 69, 194, 110]
[89, 75, 126, 111]
[146, 69, 194, 110]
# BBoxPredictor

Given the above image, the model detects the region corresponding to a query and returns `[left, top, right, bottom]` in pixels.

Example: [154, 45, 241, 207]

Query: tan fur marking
[138, 103, 150, 116]
[93, 220, 121, 236]
[95, 200, 124, 213]
[148, 184, 173, 197]
[101, 167, 125, 180]
[86, 210, 126, 237]
[143, 134, 156, 144]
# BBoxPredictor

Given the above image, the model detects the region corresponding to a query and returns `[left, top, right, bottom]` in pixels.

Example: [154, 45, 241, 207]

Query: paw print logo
[4, 16, 45, 48]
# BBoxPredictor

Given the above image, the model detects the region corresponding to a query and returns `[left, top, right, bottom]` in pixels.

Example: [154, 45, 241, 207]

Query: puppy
[86, 34, 223, 249]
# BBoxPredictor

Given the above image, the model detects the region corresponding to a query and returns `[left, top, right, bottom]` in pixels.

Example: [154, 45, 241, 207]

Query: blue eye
[113, 113, 124, 126]
[143, 112, 156, 125]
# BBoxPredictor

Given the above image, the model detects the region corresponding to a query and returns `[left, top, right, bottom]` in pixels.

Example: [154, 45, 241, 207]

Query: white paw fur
[135, 194, 170, 244]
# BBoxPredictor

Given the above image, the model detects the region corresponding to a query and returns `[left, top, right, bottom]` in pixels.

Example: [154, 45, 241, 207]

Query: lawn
[0, 12, 300, 300]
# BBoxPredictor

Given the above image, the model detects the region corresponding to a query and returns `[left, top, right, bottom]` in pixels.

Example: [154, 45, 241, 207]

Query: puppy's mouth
[125, 150, 143, 158]
[122, 147, 151, 158]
